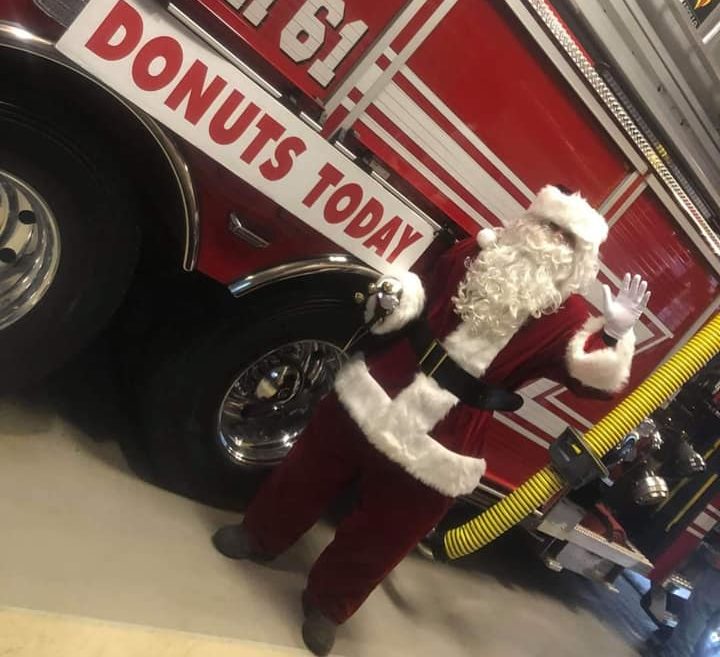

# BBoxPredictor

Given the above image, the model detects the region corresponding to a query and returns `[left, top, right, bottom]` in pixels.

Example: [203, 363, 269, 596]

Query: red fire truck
[3, 0, 720, 624]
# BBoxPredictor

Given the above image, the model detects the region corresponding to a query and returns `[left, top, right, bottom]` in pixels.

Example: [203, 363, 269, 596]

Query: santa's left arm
[565, 273, 651, 395]
[363, 270, 426, 335]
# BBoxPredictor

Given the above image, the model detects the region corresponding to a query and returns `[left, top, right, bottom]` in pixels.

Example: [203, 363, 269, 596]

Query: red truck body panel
[345, 0, 629, 230]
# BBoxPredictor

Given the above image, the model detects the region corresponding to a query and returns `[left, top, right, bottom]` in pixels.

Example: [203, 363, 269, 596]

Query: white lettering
[280, 0, 343, 63]
[308, 18, 368, 86]
[241, 0, 277, 27]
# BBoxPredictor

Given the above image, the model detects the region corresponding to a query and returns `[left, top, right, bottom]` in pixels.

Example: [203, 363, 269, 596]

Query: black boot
[212, 524, 270, 561]
[302, 609, 338, 656]
[301, 589, 312, 617]
[418, 528, 448, 562]
[301, 591, 338, 656]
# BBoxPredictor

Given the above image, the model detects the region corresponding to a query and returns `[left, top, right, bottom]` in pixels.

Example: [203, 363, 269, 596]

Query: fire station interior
[5, 0, 720, 656]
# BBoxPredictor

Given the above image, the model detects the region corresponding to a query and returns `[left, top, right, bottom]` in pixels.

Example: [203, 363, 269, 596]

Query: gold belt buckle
[418, 340, 448, 378]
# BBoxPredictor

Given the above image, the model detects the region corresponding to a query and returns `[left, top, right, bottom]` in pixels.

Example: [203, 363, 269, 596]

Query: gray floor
[0, 354, 655, 656]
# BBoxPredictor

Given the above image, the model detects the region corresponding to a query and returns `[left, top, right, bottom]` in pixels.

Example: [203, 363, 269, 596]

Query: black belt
[406, 320, 524, 412]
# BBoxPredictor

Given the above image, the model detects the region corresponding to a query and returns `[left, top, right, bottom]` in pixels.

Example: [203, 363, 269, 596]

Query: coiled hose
[443, 313, 720, 560]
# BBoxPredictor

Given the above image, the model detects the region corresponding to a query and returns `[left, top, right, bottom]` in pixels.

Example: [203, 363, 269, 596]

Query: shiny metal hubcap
[217, 340, 346, 467]
[0, 170, 60, 330]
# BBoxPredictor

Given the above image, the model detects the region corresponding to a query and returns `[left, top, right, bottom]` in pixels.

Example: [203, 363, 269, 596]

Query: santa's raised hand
[602, 273, 651, 340]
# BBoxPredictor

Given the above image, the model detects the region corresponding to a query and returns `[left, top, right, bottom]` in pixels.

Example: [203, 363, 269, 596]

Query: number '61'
[232, 0, 370, 87]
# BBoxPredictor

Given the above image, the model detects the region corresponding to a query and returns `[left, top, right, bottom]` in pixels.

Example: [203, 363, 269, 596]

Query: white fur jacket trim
[565, 316, 636, 393]
[367, 271, 426, 335]
[442, 321, 516, 378]
[334, 359, 487, 497]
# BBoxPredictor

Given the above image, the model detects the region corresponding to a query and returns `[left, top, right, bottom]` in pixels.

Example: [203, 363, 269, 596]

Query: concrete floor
[0, 350, 655, 656]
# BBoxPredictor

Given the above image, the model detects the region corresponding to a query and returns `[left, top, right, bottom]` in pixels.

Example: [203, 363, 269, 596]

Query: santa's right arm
[564, 273, 650, 395]
[564, 316, 637, 395]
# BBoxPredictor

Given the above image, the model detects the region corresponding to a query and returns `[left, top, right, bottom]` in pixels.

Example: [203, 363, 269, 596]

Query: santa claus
[212, 185, 650, 655]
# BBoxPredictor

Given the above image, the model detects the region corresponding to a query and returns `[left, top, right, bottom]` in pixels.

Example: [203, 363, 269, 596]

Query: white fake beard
[452, 221, 599, 340]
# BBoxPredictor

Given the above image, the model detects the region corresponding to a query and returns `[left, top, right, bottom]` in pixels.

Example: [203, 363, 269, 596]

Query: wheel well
[117, 262, 376, 344]
[0, 44, 193, 272]
[116, 268, 373, 391]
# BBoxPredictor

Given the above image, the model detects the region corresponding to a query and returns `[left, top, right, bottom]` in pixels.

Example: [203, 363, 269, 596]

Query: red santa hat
[475, 185, 608, 252]
[524, 184, 608, 249]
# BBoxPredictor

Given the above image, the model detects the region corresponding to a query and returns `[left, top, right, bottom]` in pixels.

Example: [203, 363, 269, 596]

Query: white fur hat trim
[525, 185, 608, 247]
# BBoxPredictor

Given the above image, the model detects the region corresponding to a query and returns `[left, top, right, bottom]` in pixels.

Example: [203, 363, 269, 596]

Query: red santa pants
[242, 393, 454, 624]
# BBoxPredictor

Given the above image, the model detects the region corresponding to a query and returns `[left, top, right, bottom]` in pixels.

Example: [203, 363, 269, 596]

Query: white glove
[364, 276, 403, 325]
[602, 273, 651, 340]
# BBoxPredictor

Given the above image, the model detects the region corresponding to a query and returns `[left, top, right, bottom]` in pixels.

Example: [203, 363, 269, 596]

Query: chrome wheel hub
[0, 170, 60, 330]
[218, 340, 346, 467]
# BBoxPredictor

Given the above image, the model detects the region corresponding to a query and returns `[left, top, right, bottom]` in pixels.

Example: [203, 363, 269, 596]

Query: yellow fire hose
[443, 313, 720, 560]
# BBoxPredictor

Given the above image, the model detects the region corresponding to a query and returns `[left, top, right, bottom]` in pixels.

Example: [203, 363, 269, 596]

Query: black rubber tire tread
[0, 99, 140, 391]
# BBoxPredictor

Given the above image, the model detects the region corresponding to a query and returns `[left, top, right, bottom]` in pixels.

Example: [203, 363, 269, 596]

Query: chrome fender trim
[228, 255, 378, 297]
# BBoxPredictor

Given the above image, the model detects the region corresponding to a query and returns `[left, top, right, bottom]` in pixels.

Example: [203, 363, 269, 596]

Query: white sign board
[57, 0, 434, 273]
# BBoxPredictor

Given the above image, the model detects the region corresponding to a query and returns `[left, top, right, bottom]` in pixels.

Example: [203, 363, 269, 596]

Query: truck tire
[141, 291, 363, 506]
[0, 103, 140, 391]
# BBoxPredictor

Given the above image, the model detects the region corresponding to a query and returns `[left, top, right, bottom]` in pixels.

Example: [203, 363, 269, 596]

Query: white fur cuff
[566, 316, 636, 393]
[367, 271, 425, 335]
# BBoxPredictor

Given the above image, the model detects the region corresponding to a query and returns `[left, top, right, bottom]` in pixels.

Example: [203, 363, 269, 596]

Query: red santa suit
[242, 187, 636, 624]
